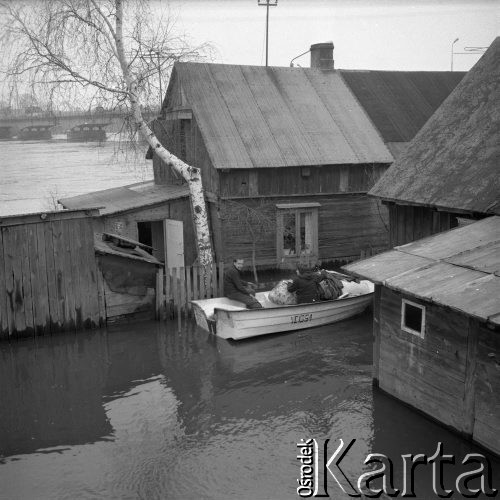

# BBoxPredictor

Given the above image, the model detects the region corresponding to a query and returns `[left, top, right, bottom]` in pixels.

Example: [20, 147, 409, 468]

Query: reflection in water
[0, 316, 498, 499]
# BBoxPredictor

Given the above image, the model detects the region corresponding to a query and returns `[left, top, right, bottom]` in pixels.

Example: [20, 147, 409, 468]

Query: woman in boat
[287, 264, 343, 304]
[223, 259, 263, 309]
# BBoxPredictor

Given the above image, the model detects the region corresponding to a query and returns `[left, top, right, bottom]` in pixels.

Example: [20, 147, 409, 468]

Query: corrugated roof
[343, 216, 500, 325]
[173, 63, 393, 169]
[59, 181, 189, 216]
[369, 37, 500, 214]
[340, 70, 465, 143]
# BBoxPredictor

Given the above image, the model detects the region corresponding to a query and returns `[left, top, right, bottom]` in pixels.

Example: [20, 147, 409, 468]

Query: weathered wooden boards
[163, 263, 224, 320]
[0, 211, 100, 340]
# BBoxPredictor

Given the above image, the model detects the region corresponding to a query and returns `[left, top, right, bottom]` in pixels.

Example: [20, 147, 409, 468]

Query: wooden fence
[157, 263, 225, 322]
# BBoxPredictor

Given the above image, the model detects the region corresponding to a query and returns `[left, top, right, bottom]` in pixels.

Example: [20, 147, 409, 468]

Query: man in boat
[287, 264, 343, 304]
[224, 259, 263, 309]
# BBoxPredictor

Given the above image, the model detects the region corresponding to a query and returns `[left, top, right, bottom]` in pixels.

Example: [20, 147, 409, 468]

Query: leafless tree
[0, 0, 215, 266]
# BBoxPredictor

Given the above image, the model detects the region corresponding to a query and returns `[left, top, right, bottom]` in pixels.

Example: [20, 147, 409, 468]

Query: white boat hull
[192, 280, 374, 340]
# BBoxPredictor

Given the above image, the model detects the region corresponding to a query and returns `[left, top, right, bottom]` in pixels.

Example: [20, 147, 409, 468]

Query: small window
[276, 203, 319, 261]
[401, 299, 425, 338]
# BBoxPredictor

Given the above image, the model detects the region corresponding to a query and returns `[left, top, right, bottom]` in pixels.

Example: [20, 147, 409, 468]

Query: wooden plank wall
[219, 195, 389, 265]
[387, 204, 458, 247]
[0, 213, 101, 340]
[376, 286, 500, 455]
[219, 164, 387, 198]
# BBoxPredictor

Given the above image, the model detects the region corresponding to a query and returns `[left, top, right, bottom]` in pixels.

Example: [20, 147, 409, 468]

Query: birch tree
[0, 0, 214, 266]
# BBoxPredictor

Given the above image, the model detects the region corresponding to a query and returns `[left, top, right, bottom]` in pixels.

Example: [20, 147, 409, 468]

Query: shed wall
[377, 287, 470, 432]
[0, 214, 102, 339]
[474, 322, 500, 455]
[386, 203, 460, 247]
[100, 199, 197, 266]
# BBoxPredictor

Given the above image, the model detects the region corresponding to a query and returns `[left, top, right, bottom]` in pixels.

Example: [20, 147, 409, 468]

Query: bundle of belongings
[267, 271, 346, 305]
[267, 279, 297, 305]
[317, 272, 344, 300]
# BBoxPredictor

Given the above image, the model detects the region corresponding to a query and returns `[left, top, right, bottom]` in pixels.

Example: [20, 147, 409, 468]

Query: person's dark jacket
[287, 271, 323, 304]
[224, 265, 251, 297]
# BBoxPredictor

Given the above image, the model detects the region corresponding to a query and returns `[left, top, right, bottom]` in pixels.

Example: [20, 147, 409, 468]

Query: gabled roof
[340, 70, 465, 143]
[59, 181, 189, 216]
[369, 37, 500, 214]
[343, 216, 500, 326]
[171, 62, 393, 169]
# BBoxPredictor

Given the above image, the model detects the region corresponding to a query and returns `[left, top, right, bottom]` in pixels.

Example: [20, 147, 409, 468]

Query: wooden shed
[343, 216, 500, 455]
[60, 181, 193, 267]
[0, 209, 102, 339]
[369, 37, 500, 247]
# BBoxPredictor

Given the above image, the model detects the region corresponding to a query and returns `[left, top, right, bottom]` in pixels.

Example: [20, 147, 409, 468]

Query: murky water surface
[0, 316, 498, 500]
[0, 139, 152, 216]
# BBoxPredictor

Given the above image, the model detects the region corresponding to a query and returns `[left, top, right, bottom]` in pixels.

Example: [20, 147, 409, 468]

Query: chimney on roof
[310, 42, 334, 70]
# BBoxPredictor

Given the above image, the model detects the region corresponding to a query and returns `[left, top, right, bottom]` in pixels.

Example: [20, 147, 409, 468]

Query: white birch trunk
[115, 0, 213, 267]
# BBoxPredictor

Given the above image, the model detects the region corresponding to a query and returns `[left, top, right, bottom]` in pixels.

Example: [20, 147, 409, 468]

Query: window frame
[401, 299, 426, 338]
[276, 203, 319, 261]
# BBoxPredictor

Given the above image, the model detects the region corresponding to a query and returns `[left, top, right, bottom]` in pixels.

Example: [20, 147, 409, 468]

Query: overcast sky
[163, 0, 498, 71]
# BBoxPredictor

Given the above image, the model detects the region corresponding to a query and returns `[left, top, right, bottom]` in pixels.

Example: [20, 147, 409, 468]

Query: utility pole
[258, 0, 278, 66]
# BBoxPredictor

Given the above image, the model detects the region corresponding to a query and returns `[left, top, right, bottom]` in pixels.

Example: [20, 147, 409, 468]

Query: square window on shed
[401, 299, 425, 338]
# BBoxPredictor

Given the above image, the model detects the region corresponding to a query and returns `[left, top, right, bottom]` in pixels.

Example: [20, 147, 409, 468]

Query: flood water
[0, 139, 153, 217]
[1, 141, 499, 498]
[0, 315, 498, 499]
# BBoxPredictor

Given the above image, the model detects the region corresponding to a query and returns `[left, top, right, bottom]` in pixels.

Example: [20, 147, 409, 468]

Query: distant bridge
[0, 109, 160, 134]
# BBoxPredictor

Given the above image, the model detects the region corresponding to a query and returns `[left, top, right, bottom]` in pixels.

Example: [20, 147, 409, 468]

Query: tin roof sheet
[343, 216, 500, 325]
[59, 181, 189, 215]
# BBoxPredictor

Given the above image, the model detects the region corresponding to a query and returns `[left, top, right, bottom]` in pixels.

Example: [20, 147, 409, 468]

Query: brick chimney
[310, 42, 334, 70]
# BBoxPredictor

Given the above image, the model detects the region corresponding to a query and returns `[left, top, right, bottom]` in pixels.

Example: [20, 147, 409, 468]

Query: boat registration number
[291, 313, 313, 324]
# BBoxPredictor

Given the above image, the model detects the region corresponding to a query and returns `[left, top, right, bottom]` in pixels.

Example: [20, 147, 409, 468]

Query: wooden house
[146, 48, 463, 268]
[62, 44, 464, 268]
[369, 37, 500, 247]
[343, 216, 500, 455]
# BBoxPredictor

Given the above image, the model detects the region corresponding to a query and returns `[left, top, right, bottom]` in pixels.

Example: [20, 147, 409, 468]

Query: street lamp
[451, 38, 459, 71]
[258, 0, 278, 67]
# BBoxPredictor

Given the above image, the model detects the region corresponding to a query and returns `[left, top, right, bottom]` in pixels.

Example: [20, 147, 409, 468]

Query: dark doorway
[137, 221, 152, 249]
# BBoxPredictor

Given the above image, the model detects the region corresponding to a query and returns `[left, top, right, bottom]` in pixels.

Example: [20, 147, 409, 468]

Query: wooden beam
[0, 209, 100, 227]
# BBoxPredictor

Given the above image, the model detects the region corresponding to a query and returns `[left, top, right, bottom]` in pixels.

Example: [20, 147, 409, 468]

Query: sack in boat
[317, 274, 343, 300]
[268, 279, 297, 305]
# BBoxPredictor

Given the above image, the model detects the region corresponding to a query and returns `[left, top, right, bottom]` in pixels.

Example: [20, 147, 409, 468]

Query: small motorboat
[192, 279, 374, 340]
